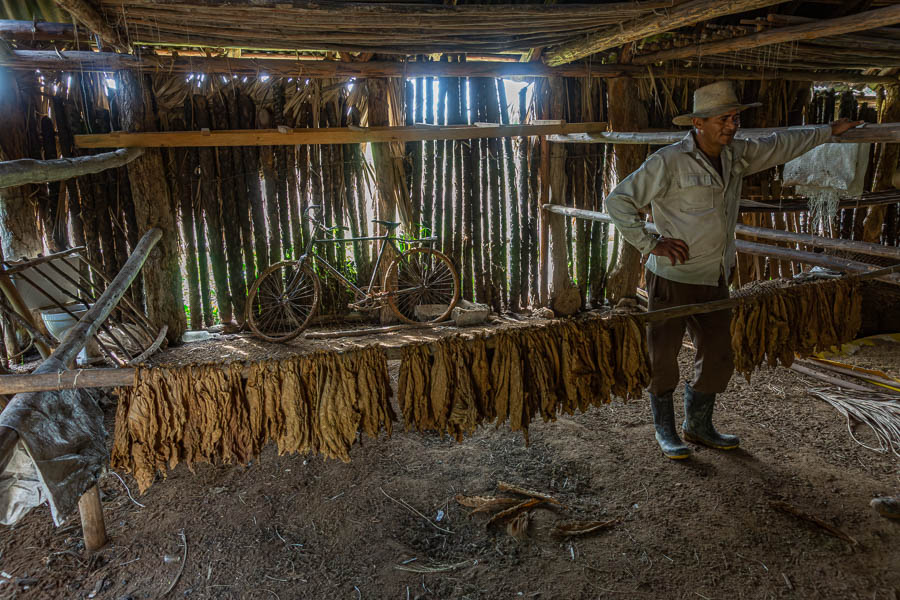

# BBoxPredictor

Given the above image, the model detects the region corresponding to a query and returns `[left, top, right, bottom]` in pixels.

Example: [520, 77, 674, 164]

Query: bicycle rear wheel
[246, 261, 320, 342]
[385, 248, 460, 325]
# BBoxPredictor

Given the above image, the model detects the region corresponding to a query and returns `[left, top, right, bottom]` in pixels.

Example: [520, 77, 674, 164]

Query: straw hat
[672, 81, 761, 126]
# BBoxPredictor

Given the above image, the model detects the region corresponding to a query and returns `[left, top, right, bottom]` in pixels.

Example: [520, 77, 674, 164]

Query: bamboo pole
[227, 88, 258, 286]
[194, 95, 232, 324]
[423, 74, 435, 234]
[544, 0, 789, 66]
[634, 5, 900, 65]
[498, 79, 521, 311]
[238, 92, 269, 279]
[469, 79, 485, 303]
[442, 69, 458, 259]
[170, 117, 202, 330]
[434, 72, 447, 250]
[484, 78, 505, 312]
[5, 50, 897, 84]
[211, 94, 247, 324]
[453, 71, 465, 271]
[548, 123, 900, 145]
[516, 87, 530, 309]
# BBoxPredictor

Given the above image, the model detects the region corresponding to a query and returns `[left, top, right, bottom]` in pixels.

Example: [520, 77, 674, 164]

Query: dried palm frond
[809, 387, 900, 458]
[486, 498, 543, 527]
[497, 481, 563, 507]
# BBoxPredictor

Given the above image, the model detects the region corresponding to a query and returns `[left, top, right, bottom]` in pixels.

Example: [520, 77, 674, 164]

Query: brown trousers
[646, 270, 734, 396]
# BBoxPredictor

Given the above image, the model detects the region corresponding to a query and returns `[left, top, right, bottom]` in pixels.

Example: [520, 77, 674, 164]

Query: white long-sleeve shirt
[605, 125, 832, 286]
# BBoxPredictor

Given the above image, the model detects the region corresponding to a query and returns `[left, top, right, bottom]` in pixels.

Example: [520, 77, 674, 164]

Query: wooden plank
[543, 0, 790, 66]
[547, 123, 900, 144]
[75, 122, 608, 149]
[0, 147, 143, 189]
[634, 4, 900, 64]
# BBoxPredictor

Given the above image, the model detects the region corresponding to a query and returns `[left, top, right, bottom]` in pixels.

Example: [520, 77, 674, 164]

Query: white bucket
[40, 303, 98, 364]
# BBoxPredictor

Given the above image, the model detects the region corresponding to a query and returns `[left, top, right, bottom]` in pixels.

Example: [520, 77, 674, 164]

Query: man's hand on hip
[647, 237, 689, 265]
[830, 118, 864, 136]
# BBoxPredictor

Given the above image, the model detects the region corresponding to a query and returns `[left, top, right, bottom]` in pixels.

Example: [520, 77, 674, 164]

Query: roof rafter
[543, 0, 790, 66]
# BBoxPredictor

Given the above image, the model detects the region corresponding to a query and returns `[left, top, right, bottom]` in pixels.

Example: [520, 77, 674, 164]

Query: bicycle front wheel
[246, 261, 320, 342]
[385, 248, 460, 325]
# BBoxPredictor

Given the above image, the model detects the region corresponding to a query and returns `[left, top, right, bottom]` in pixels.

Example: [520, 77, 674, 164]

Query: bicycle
[245, 205, 460, 342]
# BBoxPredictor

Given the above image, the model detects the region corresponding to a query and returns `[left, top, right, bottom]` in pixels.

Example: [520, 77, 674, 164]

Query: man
[606, 80, 860, 460]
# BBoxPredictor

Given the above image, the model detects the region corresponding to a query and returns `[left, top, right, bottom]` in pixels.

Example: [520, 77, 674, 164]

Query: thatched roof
[2, 0, 900, 82]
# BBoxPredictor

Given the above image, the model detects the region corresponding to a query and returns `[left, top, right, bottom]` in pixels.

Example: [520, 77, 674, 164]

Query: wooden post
[115, 71, 186, 344]
[77, 485, 106, 552]
[368, 77, 400, 324]
[545, 77, 581, 315]
[863, 85, 900, 243]
[605, 73, 649, 305]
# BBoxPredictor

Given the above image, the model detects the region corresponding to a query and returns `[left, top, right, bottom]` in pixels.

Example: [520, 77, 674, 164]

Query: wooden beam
[0, 147, 143, 189]
[53, 0, 129, 52]
[1, 49, 892, 84]
[652, 65, 899, 85]
[547, 123, 900, 144]
[543, 0, 790, 66]
[0, 49, 633, 78]
[0, 20, 85, 43]
[634, 4, 900, 65]
[75, 122, 608, 149]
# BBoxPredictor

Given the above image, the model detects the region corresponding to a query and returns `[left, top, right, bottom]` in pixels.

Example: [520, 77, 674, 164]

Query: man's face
[692, 109, 741, 148]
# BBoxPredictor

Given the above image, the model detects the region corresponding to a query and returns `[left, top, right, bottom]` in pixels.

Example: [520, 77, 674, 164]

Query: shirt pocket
[676, 172, 715, 213]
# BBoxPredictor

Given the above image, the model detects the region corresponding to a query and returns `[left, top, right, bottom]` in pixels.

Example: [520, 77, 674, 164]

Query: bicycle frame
[294, 215, 426, 302]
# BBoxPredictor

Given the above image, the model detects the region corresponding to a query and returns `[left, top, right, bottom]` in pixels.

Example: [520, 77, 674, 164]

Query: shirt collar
[680, 129, 734, 160]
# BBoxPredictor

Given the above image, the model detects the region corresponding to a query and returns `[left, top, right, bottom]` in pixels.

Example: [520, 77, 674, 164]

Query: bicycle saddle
[371, 219, 401, 230]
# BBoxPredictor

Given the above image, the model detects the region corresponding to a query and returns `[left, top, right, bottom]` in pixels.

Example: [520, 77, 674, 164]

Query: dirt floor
[0, 324, 898, 600]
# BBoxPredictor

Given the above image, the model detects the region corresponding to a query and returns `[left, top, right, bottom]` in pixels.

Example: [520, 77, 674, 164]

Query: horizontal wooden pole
[0, 49, 632, 78]
[542, 204, 900, 277]
[634, 4, 900, 64]
[735, 240, 900, 285]
[736, 223, 900, 261]
[75, 123, 607, 149]
[0, 20, 87, 43]
[548, 123, 900, 144]
[2, 49, 894, 85]
[0, 147, 143, 188]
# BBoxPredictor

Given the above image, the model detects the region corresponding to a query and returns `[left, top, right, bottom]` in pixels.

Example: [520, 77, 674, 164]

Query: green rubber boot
[649, 391, 692, 460]
[682, 383, 740, 450]
[871, 495, 900, 519]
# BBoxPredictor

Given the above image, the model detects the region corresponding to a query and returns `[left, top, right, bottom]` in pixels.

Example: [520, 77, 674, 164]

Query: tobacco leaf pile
[398, 315, 650, 443]
[730, 278, 862, 380]
[111, 346, 394, 492]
